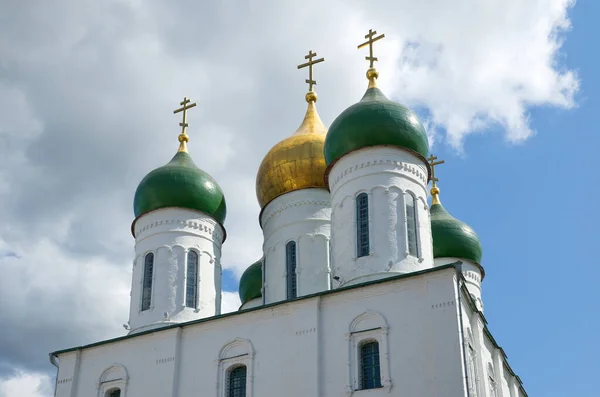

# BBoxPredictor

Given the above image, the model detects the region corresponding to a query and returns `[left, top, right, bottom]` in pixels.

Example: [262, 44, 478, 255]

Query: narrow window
[227, 365, 247, 397]
[405, 193, 419, 256]
[467, 344, 478, 396]
[360, 341, 382, 390]
[488, 376, 497, 397]
[488, 364, 497, 397]
[141, 253, 154, 311]
[286, 241, 297, 299]
[356, 193, 370, 257]
[186, 251, 199, 309]
[106, 389, 121, 397]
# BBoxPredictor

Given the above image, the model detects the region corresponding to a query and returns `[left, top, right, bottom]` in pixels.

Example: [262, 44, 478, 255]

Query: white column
[261, 188, 331, 303]
[128, 207, 224, 334]
[436, 258, 484, 312]
[328, 147, 433, 287]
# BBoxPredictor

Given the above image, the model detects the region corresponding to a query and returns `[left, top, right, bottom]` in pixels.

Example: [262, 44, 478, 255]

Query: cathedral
[49, 30, 527, 397]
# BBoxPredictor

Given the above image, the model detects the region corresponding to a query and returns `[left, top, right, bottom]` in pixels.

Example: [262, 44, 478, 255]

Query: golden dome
[256, 94, 327, 208]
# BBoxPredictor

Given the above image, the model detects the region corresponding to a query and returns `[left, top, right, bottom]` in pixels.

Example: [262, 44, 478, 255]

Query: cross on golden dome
[173, 96, 197, 152]
[358, 29, 385, 69]
[297, 50, 325, 102]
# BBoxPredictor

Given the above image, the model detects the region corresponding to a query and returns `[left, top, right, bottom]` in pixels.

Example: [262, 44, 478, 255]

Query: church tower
[428, 158, 485, 311]
[255, 51, 331, 304]
[324, 30, 433, 287]
[128, 98, 227, 334]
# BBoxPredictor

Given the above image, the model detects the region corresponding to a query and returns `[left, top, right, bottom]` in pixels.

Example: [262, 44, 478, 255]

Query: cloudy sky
[0, 0, 596, 396]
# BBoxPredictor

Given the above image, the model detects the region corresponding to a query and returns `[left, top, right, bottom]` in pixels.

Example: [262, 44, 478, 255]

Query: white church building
[49, 31, 528, 397]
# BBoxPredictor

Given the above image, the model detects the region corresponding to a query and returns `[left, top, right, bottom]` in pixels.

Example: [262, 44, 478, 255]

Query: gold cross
[358, 29, 385, 68]
[173, 97, 197, 152]
[174, 97, 197, 134]
[427, 154, 445, 187]
[297, 50, 325, 92]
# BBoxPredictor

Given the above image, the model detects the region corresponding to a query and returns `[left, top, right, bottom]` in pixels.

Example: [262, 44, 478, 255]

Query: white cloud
[222, 291, 242, 314]
[0, 371, 52, 397]
[0, 0, 578, 382]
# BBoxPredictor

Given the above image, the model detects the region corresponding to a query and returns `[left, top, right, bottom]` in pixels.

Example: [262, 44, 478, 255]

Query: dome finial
[358, 28, 385, 88]
[427, 154, 446, 205]
[173, 96, 197, 153]
[297, 50, 325, 103]
[294, 50, 327, 136]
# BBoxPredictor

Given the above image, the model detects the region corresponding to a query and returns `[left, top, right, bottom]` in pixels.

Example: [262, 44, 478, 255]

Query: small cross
[297, 50, 325, 92]
[427, 154, 445, 187]
[173, 96, 197, 135]
[358, 29, 385, 68]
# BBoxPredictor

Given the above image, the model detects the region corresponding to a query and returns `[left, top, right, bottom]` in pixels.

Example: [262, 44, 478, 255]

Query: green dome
[324, 87, 429, 166]
[133, 151, 226, 224]
[239, 259, 262, 305]
[430, 202, 482, 264]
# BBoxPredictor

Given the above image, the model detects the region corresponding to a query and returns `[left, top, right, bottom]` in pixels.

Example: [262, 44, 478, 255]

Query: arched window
[186, 251, 199, 309]
[286, 241, 297, 299]
[227, 365, 247, 397]
[356, 193, 370, 257]
[405, 193, 419, 256]
[360, 341, 381, 389]
[106, 389, 121, 397]
[141, 253, 154, 311]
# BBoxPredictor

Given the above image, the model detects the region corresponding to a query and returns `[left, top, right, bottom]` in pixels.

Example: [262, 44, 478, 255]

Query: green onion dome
[239, 259, 263, 305]
[430, 187, 483, 265]
[324, 71, 429, 167]
[133, 150, 227, 225]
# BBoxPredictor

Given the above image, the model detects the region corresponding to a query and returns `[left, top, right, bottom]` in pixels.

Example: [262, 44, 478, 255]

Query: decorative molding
[464, 271, 481, 283]
[97, 364, 128, 397]
[330, 158, 427, 192]
[261, 199, 330, 227]
[346, 311, 392, 396]
[295, 327, 316, 336]
[217, 338, 255, 397]
[135, 217, 224, 243]
[156, 357, 175, 365]
[431, 300, 456, 310]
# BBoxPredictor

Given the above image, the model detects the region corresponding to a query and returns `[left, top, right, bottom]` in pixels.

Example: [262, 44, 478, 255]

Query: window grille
[360, 341, 382, 389]
[141, 253, 154, 311]
[405, 193, 419, 256]
[186, 251, 198, 309]
[227, 365, 247, 397]
[286, 241, 297, 299]
[107, 389, 121, 397]
[356, 193, 370, 257]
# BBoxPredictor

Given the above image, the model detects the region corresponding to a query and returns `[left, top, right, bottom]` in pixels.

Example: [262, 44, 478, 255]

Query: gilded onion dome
[255, 91, 327, 208]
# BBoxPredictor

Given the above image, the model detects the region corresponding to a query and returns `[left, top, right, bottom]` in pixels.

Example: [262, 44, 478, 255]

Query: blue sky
[0, 0, 594, 395]
[218, 3, 598, 395]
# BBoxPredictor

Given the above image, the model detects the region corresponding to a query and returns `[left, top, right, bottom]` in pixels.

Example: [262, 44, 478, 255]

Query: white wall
[54, 267, 477, 397]
[261, 188, 331, 303]
[459, 285, 527, 397]
[129, 208, 224, 334]
[328, 147, 433, 287]
[435, 258, 484, 312]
